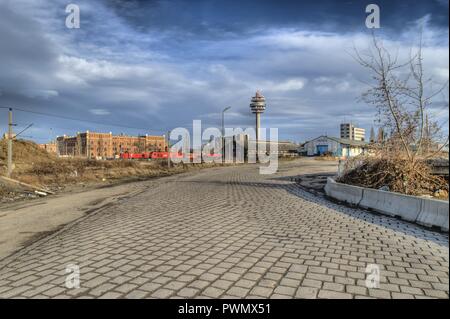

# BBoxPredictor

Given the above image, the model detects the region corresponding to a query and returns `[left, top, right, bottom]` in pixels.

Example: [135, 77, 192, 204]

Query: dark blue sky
[0, 0, 448, 143]
[105, 0, 449, 33]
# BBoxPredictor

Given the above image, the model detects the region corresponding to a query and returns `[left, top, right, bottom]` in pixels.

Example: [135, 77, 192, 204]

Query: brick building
[56, 131, 166, 159]
[56, 135, 78, 157]
[38, 142, 57, 154]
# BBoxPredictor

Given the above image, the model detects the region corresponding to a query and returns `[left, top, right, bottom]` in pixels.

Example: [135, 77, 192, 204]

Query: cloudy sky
[0, 0, 448, 143]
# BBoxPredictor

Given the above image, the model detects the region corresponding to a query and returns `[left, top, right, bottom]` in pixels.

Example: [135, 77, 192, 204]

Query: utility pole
[222, 107, 231, 164]
[7, 108, 13, 177]
[167, 130, 171, 169]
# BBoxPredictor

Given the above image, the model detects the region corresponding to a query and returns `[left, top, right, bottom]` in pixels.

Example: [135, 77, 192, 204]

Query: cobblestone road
[0, 162, 448, 299]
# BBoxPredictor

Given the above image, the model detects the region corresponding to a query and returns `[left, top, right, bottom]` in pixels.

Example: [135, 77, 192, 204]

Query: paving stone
[423, 289, 448, 298]
[129, 277, 148, 285]
[83, 276, 110, 288]
[151, 288, 174, 298]
[279, 278, 301, 288]
[323, 282, 344, 292]
[318, 290, 352, 299]
[177, 275, 196, 283]
[201, 287, 224, 298]
[431, 282, 449, 291]
[222, 273, 242, 281]
[345, 285, 367, 296]
[189, 280, 211, 290]
[250, 286, 273, 298]
[295, 287, 319, 299]
[289, 265, 308, 273]
[211, 279, 233, 290]
[125, 289, 148, 299]
[227, 286, 250, 298]
[258, 279, 278, 288]
[99, 292, 122, 299]
[235, 279, 256, 289]
[273, 285, 296, 296]
[177, 288, 199, 298]
[400, 286, 424, 295]
[306, 273, 333, 282]
[115, 283, 139, 294]
[42, 287, 66, 297]
[368, 289, 391, 299]
[391, 292, 414, 299]
[164, 281, 186, 291]
[140, 282, 162, 293]
[199, 273, 219, 282]
[301, 279, 322, 289]
[89, 283, 116, 296]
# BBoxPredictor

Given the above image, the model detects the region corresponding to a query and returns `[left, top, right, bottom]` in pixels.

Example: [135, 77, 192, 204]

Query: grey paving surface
[0, 161, 448, 299]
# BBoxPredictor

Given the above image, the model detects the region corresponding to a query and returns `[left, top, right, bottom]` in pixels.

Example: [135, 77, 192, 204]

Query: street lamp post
[221, 107, 231, 163]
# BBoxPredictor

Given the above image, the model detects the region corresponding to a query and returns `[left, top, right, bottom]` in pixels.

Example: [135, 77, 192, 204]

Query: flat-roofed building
[340, 123, 366, 141]
[304, 135, 369, 158]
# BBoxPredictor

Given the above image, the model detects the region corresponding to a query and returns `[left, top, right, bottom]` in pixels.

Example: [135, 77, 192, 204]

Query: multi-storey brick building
[56, 135, 78, 157]
[56, 131, 166, 159]
[38, 142, 57, 154]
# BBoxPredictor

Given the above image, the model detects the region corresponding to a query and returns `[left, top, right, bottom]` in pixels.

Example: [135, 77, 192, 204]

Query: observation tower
[249, 90, 266, 146]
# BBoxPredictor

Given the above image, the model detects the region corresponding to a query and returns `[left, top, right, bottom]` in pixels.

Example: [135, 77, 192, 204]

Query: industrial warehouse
[302, 135, 369, 157]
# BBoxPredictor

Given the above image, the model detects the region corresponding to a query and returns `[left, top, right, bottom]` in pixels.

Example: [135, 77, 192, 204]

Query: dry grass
[18, 159, 170, 186]
[0, 139, 219, 192]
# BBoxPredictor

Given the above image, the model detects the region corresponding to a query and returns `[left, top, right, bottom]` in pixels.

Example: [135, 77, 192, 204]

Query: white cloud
[432, 67, 450, 81]
[313, 76, 355, 94]
[57, 55, 152, 82]
[254, 30, 369, 52]
[19, 89, 59, 99]
[89, 108, 111, 115]
[269, 78, 307, 92]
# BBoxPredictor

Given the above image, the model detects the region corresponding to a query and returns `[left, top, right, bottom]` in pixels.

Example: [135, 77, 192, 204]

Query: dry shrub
[338, 156, 448, 197]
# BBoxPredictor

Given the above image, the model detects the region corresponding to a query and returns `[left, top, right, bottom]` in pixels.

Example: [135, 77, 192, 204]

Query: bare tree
[353, 33, 449, 163]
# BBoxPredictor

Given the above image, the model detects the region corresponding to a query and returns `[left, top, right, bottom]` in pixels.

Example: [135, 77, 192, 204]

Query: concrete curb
[360, 188, 422, 221]
[417, 198, 449, 232]
[324, 177, 363, 205]
[325, 177, 449, 232]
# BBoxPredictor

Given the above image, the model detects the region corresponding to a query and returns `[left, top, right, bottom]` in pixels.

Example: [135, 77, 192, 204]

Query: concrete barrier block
[417, 198, 449, 232]
[359, 188, 381, 211]
[325, 178, 449, 232]
[360, 189, 422, 221]
[325, 178, 363, 205]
